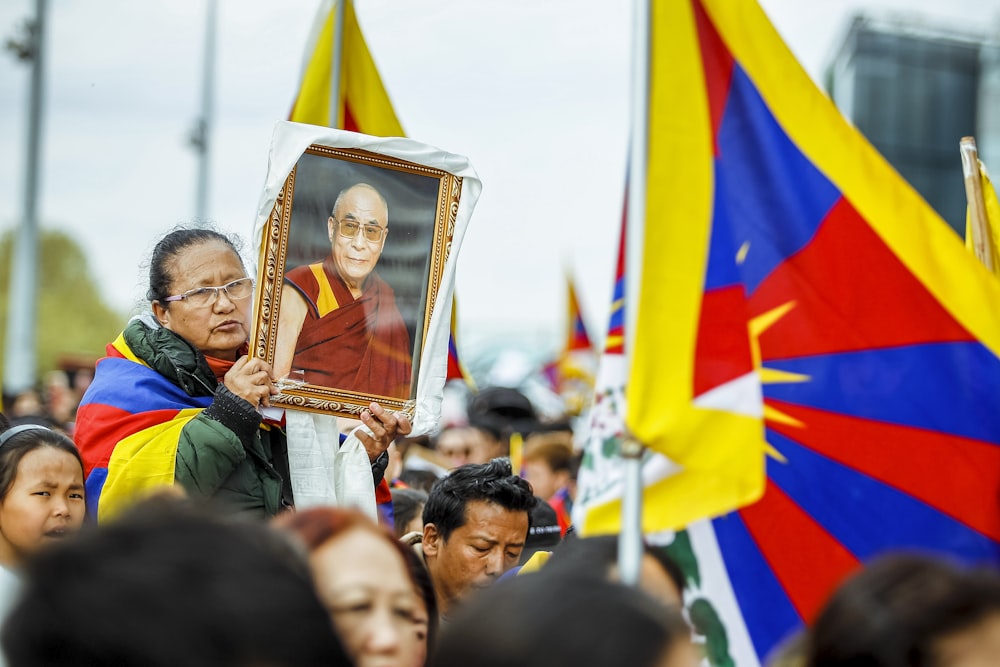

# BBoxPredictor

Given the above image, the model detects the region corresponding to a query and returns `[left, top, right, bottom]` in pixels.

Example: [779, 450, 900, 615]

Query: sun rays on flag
[740, 241, 810, 463]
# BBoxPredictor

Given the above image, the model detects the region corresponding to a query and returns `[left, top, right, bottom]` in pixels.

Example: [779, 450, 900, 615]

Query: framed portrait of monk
[250, 123, 480, 424]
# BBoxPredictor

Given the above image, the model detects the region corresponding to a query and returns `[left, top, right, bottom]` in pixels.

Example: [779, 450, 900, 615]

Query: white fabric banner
[283, 410, 378, 520]
[251, 122, 481, 509]
[251, 121, 481, 437]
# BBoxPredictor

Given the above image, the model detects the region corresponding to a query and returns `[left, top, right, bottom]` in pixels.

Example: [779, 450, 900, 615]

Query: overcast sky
[2, 0, 1000, 367]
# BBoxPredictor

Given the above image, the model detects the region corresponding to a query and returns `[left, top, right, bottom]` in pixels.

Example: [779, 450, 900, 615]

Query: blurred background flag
[564, 273, 594, 355]
[289, 0, 403, 136]
[543, 273, 596, 415]
[619, 1, 1000, 665]
[603, 211, 627, 357]
[446, 299, 476, 391]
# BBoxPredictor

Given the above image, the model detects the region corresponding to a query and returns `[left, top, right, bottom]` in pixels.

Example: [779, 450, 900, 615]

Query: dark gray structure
[829, 15, 995, 235]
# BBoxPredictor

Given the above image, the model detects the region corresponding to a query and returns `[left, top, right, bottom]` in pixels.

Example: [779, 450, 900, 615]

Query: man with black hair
[420, 458, 534, 619]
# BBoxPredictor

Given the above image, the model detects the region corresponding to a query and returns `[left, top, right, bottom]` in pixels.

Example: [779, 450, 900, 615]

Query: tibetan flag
[446, 299, 476, 390]
[290, 0, 404, 136]
[74, 332, 210, 522]
[564, 275, 593, 354]
[575, 181, 684, 535]
[965, 158, 1000, 276]
[604, 205, 627, 356]
[626, 1, 1000, 664]
[544, 275, 596, 415]
[626, 0, 774, 532]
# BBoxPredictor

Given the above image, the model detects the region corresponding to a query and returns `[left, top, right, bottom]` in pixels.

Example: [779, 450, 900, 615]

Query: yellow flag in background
[290, 0, 404, 136]
[965, 159, 1000, 277]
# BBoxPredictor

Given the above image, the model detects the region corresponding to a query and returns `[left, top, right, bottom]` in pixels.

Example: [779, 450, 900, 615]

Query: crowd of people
[1, 224, 999, 666]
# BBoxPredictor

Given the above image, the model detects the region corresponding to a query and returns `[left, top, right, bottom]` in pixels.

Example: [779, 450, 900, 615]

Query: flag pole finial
[961, 136, 995, 273]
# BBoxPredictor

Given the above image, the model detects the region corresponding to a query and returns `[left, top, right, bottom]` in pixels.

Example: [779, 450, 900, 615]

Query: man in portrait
[274, 182, 412, 399]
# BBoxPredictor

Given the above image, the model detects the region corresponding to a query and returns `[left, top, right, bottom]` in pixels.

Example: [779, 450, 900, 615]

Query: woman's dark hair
[422, 458, 535, 542]
[429, 571, 689, 667]
[0, 425, 84, 501]
[806, 553, 1000, 667]
[391, 487, 428, 538]
[146, 227, 244, 304]
[400, 543, 440, 655]
[2, 496, 351, 667]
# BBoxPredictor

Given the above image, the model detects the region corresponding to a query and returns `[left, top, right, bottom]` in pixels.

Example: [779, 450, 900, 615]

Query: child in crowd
[391, 487, 428, 539]
[520, 431, 577, 534]
[0, 420, 86, 571]
[0, 414, 87, 661]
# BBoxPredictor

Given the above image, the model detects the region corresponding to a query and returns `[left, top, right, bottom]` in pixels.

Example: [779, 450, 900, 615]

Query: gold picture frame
[251, 143, 462, 419]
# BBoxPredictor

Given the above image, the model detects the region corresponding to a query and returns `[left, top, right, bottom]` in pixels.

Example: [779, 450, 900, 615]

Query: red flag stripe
[767, 399, 1000, 542]
[738, 480, 860, 622]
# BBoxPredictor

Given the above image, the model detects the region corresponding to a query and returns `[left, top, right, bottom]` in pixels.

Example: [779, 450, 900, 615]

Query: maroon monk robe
[284, 257, 412, 398]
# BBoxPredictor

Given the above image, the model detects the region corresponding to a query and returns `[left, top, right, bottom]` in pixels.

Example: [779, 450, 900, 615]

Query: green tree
[0, 229, 125, 390]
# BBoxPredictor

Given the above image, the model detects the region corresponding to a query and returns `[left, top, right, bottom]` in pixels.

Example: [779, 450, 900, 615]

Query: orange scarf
[205, 355, 235, 383]
[204, 344, 247, 382]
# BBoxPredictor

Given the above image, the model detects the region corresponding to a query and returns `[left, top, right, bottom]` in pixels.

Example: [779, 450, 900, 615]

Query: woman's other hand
[357, 402, 413, 463]
[224, 356, 278, 409]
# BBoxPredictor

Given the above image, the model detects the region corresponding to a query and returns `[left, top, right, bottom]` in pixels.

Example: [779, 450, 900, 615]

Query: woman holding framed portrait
[73, 227, 410, 522]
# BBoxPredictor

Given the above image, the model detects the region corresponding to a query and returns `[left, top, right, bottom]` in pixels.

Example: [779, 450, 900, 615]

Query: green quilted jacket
[122, 318, 289, 518]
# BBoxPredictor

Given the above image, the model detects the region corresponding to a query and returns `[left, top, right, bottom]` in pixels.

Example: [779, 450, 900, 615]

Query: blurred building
[828, 14, 1000, 235]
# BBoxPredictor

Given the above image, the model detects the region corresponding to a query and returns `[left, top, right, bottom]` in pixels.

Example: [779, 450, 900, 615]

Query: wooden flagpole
[961, 136, 994, 273]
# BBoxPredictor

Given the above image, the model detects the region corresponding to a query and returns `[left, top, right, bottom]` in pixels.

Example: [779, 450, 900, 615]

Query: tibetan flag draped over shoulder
[74, 333, 209, 522]
[629, 1, 1000, 664]
[290, 0, 404, 136]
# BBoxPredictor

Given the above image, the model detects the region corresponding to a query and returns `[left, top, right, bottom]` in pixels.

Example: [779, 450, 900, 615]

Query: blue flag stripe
[763, 341, 1000, 443]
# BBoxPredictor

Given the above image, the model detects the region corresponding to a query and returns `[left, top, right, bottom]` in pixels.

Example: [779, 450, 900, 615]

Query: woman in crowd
[806, 553, 1000, 667]
[74, 227, 409, 520]
[278, 506, 436, 667]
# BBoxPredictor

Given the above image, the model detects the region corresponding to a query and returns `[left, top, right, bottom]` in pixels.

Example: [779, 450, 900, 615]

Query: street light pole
[3, 0, 48, 397]
[191, 0, 217, 224]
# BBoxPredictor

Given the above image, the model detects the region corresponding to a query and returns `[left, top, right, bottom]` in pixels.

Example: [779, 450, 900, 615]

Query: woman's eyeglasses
[162, 277, 254, 307]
